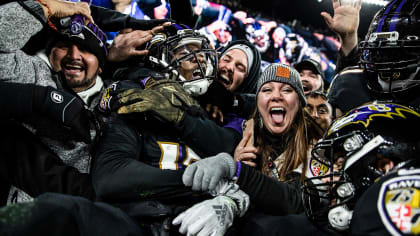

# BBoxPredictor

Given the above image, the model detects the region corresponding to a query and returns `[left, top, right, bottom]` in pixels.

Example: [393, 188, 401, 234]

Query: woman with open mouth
[183, 63, 324, 215]
[235, 63, 323, 183]
[180, 63, 328, 235]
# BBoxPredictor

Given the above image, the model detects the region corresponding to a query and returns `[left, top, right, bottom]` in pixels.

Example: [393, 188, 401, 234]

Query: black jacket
[92, 79, 242, 204]
[237, 163, 304, 215]
[92, 113, 241, 203]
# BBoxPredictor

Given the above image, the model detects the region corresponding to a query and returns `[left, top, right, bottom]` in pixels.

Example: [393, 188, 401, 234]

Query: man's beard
[65, 68, 99, 91]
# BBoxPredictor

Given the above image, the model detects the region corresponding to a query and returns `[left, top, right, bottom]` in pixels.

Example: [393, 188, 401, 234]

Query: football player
[303, 102, 420, 235]
[94, 24, 249, 236]
[325, 0, 420, 117]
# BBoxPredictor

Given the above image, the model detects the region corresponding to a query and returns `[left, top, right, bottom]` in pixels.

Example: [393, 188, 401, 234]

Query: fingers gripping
[192, 168, 205, 191]
[182, 163, 197, 187]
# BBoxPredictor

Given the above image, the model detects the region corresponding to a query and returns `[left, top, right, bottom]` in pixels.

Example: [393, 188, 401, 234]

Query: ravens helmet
[302, 102, 420, 231]
[359, 0, 420, 96]
[145, 24, 218, 96]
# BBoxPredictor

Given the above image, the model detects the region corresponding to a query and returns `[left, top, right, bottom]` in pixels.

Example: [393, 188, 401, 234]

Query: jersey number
[157, 142, 201, 170]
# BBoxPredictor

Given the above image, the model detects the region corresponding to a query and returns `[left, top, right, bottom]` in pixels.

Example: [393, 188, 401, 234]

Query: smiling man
[218, 40, 261, 94]
[305, 91, 333, 131]
[0, 0, 173, 206]
[44, 22, 108, 100]
[294, 59, 325, 95]
[48, 40, 103, 93]
[0, 0, 111, 205]
[199, 40, 261, 122]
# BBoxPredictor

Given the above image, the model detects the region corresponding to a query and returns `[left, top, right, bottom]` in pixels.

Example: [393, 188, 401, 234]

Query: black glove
[32, 86, 91, 143]
[99, 82, 122, 113]
[1, 82, 91, 143]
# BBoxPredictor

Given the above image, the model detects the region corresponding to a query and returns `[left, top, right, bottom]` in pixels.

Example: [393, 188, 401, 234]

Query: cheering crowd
[1, 0, 420, 235]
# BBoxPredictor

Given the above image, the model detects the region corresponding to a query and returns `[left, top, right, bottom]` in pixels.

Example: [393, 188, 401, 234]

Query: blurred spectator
[199, 19, 232, 48]
[278, 33, 310, 65]
[294, 59, 325, 94]
[198, 4, 233, 48]
[245, 22, 271, 54]
[272, 26, 287, 49]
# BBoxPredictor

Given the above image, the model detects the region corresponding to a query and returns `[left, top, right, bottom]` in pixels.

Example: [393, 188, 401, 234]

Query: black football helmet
[145, 24, 218, 96]
[359, 0, 420, 97]
[302, 102, 420, 231]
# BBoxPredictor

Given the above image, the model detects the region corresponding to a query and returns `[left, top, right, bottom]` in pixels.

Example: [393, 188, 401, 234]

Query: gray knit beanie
[256, 63, 306, 106]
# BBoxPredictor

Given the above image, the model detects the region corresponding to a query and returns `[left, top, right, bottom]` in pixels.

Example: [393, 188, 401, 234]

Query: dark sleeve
[92, 117, 197, 202]
[18, 0, 46, 24]
[177, 114, 242, 157]
[327, 69, 372, 113]
[234, 93, 256, 119]
[167, 0, 197, 27]
[236, 164, 303, 215]
[335, 46, 361, 74]
[0, 82, 34, 120]
[90, 5, 169, 32]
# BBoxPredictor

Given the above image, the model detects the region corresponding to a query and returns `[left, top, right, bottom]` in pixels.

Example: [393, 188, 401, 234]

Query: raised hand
[41, 0, 94, 24]
[234, 131, 258, 167]
[320, 0, 362, 55]
[107, 22, 172, 62]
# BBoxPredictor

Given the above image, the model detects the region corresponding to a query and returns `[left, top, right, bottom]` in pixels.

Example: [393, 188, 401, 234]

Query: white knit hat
[223, 44, 254, 74]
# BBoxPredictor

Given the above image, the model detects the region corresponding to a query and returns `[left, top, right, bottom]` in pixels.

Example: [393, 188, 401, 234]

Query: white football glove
[172, 181, 249, 236]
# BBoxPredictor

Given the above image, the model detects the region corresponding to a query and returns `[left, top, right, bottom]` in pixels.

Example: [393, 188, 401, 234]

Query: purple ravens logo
[328, 103, 420, 135]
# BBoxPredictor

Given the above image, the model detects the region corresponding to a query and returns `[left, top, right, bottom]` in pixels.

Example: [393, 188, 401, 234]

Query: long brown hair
[254, 105, 323, 181]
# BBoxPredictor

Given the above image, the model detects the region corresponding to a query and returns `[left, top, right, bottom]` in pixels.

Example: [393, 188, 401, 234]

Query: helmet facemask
[304, 131, 387, 231]
[147, 28, 218, 96]
[359, 0, 420, 96]
[360, 31, 420, 94]
[303, 102, 420, 232]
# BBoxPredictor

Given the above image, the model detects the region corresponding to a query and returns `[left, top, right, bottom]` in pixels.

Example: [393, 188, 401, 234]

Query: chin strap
[328, 205, 353, 231]
[148, 55, 212, 96]
[182, 78, 211, 96]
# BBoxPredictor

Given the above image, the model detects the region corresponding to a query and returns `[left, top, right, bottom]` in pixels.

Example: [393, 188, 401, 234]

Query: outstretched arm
[236, 164, 304, 215]
[92, 117, 200, 202]
[182, 154, 304, 215]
